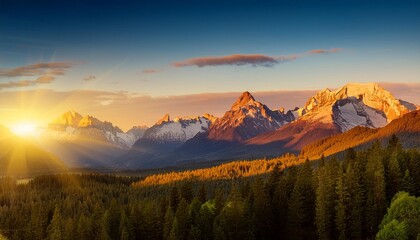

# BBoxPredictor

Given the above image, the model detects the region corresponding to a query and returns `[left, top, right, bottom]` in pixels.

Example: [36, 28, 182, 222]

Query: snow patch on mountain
[142, 115, 216, 143]
[299, 83, 410, 132]
[204, 91, 295, 141]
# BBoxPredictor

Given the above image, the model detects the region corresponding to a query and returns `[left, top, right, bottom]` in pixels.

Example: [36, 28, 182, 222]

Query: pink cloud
[0, 61, 77, 77]
[309, 48, 341, 54]
[172, 49, 341, 68]
[173, 54, 278, 67]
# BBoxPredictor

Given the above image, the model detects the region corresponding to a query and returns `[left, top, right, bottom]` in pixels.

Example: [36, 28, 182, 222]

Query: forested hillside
[0, 137, 419, 240]
[302, 110, 420, 159]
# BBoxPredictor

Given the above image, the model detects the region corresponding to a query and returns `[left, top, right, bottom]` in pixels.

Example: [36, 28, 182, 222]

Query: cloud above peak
[172, 48, 341, 68]
[173, 54, 279, 67]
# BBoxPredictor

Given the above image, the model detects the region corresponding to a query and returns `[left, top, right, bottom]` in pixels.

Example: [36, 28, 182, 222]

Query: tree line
[0, 136, 419, 240]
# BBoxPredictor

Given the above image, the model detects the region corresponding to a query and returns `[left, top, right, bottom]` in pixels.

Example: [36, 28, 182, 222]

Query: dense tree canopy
[0, 137, 419, 240]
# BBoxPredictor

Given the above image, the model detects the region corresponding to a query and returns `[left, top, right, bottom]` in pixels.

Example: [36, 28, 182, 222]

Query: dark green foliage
[376, 192, 420, 240]
[401, 169, 419, 196]
[0, 141, 419, 240]
[287, 159, 315, 240]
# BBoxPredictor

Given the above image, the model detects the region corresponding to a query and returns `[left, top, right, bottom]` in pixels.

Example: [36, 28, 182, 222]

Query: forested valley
[1, 136, 420, 240]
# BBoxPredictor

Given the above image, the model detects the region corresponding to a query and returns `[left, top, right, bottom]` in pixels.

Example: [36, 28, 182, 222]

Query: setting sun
[10, 123, 37, 137]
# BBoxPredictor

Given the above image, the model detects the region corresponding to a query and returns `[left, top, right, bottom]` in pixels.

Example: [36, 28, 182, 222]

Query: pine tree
[287, 160, 315, 240]
[119, 210, 134, 240]
[29, 204, 48, 240]
[335, 166, 350, 240]
[64, 218, 78, 240]
[198, 201, 216, 240]
[253, 177, 273, 239]
[315, 165, 334, 240]
[346, 162, 365, 240]
[180, 182, 193, 203]
[77, 214, 92, 240]
[265, 164, 281, 200]
[401, 169, 419, 196]
[91, 203, 103, 237]
[163, 207, 175, 240]
[365, 142, 387, 237]
[273, 166, 297, 237]
[214, 189, 247, 240]
[387, 151, 402, 200]
[106, 199, 121, 240]
[173, 199, 190, 240]
[47, 207, 64, 240]
[170, 186, 180, 211]
[189, 197, 202, 228]
[198, 184, 207, 203]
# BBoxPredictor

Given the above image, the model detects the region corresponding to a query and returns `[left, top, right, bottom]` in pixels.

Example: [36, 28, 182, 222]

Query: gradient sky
[1, 0, 419, 129]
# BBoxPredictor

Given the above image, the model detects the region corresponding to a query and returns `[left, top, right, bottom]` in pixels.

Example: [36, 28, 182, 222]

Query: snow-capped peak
[142, 114, 216, 143]
[205, 91, 295, 141]
[45, 110, 142, 149]
[303, 82, 409, 122]
[299, 82, 411, 132]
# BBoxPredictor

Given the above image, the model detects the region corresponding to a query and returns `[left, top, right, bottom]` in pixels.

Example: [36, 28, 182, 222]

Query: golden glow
[10, 122, 37, 137]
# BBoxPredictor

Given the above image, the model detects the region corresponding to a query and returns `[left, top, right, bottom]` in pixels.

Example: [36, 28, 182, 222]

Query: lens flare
[10, 123, 37, 137]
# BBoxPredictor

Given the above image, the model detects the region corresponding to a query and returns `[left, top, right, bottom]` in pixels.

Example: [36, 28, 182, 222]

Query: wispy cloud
[0, 62, 76, 77]
[173, 54, 279, 67]
[172, 48, 341, 68]
[84, 75, 96, 81]
[142, 68, 161, 74]
[0, 61, 77, 90]
[0, 76, 55, 89]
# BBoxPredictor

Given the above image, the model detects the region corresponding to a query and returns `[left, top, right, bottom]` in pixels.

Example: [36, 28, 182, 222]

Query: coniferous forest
[1, 137, 420, 240]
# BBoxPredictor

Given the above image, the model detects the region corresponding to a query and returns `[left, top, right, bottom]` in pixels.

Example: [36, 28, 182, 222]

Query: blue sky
[0, 0, 419, 128]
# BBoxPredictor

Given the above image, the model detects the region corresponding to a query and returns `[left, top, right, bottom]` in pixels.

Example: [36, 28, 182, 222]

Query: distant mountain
[142, 113, 216, 143]
[175, 91, 295, 157]
[301, 82, 409, 130]
[116, 114, 217, 168]
[241, 82, 411, 152]
[208, 91, 294, 141]
[41, 110, 147, 168]
[301, 109, 420, 159]
[164, 83, 416, 166]
[46, 110, 143, 148]
[0, 125, 66, 176]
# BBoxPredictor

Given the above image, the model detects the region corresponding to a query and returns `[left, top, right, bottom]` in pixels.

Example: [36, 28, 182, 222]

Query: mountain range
[1, 82, 419, 175]
[116, 82, 419, 168]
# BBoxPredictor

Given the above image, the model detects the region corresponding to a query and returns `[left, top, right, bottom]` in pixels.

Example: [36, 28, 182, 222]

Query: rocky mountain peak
[203, 113, 218, 123]
[302, 82, 409, 122]
[156, 114, 171, 125]
[231, 91, 256, 109]
[50, 110, 83, 127]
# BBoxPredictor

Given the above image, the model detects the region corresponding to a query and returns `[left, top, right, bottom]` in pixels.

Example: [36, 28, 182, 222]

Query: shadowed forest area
[0, 137, 420, 240]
